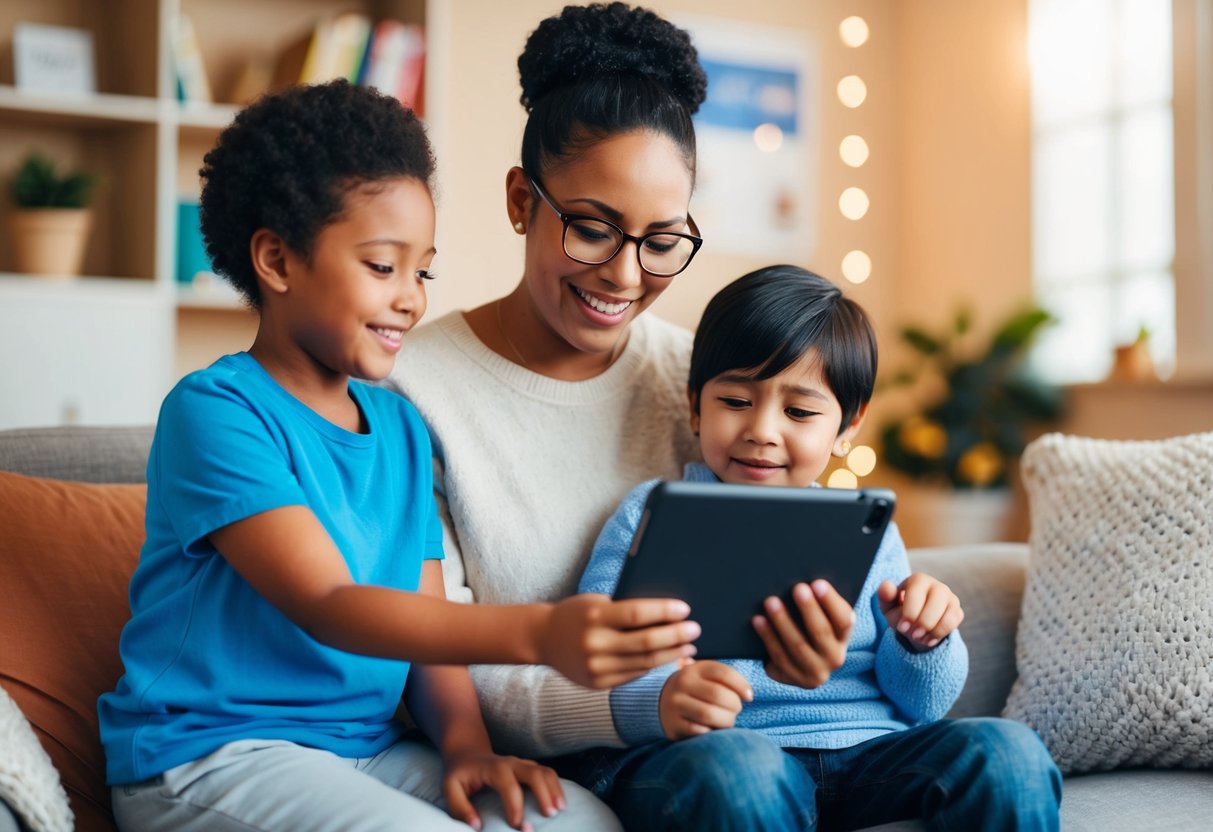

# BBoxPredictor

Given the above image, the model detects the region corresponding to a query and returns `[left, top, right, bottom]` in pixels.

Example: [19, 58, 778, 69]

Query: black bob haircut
[689, 265, 878, 434]
[199, 79, 435, 310]
[517, 3, 707, 181]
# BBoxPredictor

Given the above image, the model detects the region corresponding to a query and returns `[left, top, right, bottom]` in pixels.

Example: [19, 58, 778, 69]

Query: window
[1028, 0, 1175, 382]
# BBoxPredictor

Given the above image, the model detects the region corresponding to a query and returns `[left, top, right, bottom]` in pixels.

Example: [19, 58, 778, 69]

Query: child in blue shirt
[574, 265, 1062, 830]
[97, 80, 699, 832]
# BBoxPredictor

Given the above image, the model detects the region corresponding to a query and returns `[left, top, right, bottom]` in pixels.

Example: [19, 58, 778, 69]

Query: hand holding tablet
[612, 481, 894, 660]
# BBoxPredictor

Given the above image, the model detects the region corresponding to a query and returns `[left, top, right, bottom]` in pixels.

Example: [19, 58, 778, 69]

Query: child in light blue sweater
[573, 266, 1061, 831]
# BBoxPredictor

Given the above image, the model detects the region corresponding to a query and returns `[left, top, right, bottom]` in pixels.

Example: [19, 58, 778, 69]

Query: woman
[392, 3, 813, 828]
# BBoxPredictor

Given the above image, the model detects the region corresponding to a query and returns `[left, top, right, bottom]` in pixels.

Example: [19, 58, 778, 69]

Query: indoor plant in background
[6, 152, 97, 277]
[879, 306, 1064, 546]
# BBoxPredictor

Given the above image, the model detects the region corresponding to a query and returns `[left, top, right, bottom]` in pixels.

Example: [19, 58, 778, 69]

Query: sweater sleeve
[870, 525, 969, 723]
[433, 457, 624, 756]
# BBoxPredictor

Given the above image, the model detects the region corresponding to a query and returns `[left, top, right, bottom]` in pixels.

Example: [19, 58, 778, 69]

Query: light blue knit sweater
[579, 462, 968, 749]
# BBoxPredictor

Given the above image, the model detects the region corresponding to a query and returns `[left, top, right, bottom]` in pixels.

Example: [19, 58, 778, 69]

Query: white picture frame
[676, 14, 818, 261]
[13, 21, 97, 96]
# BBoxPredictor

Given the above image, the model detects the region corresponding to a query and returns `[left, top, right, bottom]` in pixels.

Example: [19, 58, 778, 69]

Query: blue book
[176, 200, 213, 283]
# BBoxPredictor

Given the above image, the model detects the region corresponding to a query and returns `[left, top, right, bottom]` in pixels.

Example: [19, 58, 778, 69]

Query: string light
[842, 250, 872, 283]
[839, 16, 870, 48]
[837, 75, 867, 108]
[839, 134, 869, 167]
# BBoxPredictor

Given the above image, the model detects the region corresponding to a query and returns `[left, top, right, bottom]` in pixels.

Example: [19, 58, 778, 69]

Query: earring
[513, 221, 525, 234]
[840, 440, 852, 455]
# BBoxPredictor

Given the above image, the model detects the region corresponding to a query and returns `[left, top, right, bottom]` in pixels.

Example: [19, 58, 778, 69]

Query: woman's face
[507, 130, 694, 361]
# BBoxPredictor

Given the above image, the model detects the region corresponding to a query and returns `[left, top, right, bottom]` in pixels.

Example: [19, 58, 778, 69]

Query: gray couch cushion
[0, 426, 152, 483]
[909, 543, 1027, 718]
[1060, 770, 1213, 831]
[854, 769, 1213, 831]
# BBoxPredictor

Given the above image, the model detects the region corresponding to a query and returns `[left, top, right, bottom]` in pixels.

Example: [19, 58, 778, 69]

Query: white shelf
[175, 102, 241, 131]
[0, 273, 162, 300]
[176, 276, 247, 310]
[0, 85, 159, 126]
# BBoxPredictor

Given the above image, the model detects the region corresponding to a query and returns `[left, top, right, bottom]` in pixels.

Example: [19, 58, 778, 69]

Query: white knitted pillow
[1003, 431, 1213, 775]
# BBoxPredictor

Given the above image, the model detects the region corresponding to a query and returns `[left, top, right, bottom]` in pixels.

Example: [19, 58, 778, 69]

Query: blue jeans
[561, 718, 1061, 831]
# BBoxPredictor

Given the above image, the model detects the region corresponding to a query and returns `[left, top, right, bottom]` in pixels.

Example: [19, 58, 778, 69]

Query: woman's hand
[753, 580, 853, 689]
[443, 749, 566, 831]
[537, 594, 700, 689]
[659, 659, 753, 739]
[877, 573, 964, 651]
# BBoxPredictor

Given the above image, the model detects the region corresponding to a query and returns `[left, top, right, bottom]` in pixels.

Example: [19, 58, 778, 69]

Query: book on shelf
[272, 12, 373, 90]
[357, 20, 426, 114]
[176, 200, 214, 284]
[173, 14, 213, 104]
[269, 15, 424, 115]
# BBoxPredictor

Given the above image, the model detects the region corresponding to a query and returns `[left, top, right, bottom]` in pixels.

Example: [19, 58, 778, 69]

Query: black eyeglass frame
[526, 175, 703, 277]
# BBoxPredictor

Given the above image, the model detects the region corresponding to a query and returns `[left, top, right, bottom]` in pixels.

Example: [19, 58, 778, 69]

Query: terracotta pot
[7, 208, 94, 276]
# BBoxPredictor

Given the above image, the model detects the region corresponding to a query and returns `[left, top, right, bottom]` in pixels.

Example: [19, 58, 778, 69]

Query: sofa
[1, 425, 1211, 832]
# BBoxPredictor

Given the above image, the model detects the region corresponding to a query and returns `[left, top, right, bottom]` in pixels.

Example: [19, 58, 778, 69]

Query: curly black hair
[198, 80, 435, 309]
[517, 2, 707, 179]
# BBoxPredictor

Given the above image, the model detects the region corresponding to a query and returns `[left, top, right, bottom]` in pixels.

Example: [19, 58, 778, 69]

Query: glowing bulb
[828, 468, 859, 489]
[837, 75, 867, 108]
[839, 16, 869, 48]
[839, 135, 869, 167]
[839, 187, 869, 220]
[841, 250, 872, 284]
[753, 122, 784, 153]
[846, 444, 877, 477]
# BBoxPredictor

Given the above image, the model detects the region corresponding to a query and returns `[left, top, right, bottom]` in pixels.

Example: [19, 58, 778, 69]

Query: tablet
[612, 481, 894, 659]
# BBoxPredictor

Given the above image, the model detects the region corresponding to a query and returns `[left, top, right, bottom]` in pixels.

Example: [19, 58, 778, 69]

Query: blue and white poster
[679, 16, 817, 260]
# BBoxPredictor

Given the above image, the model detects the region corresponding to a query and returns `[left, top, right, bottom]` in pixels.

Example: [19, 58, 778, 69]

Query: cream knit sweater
[390, 311, 698, 757]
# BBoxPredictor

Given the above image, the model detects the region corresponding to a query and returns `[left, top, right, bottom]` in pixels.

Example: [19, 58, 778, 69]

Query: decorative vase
[7, 208, 94, 276]
[898, 486, 1014, 548]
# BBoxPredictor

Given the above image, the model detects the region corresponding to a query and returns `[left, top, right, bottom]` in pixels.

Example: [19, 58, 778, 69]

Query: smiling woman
[387, 0, 709, 820]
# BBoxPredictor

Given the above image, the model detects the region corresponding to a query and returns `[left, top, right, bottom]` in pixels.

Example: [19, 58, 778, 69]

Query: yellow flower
[899, 417, 948, 458]
[956, 442, 1004, 487]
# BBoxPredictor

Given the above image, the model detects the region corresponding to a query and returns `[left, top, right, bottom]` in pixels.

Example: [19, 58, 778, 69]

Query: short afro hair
[199, 80, 435, 309]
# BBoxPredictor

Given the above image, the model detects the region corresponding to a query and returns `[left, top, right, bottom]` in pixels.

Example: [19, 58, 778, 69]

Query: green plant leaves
[10, 153, 97, 209]
[879, 305, 1063, 489]
[901, 326, 943, 355]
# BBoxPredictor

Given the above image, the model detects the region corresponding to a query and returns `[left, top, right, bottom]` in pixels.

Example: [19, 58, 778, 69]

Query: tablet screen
[612, 481, 894, 659]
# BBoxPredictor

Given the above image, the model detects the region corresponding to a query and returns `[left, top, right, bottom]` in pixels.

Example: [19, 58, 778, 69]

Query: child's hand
[538, 594, 700, 689]
[659, 659, 754, 739]
[753, 580, 853, 689]
[443, 750, 565, 832]
[877, 573, 964, 651]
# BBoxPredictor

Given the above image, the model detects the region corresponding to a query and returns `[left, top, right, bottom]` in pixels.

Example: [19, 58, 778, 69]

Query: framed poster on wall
[677, 15, 817, 261]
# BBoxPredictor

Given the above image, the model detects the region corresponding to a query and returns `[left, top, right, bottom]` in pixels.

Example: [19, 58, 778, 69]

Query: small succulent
[10, 153, 97, 209]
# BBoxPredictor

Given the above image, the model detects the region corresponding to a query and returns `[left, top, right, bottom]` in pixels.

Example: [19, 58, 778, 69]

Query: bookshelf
[0, 0, 430, 428]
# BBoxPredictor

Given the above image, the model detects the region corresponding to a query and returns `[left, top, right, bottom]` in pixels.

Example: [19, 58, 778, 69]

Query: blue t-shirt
[98, 352, 443, 784]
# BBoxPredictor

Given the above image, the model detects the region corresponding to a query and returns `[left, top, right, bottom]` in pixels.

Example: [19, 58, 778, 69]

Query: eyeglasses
[527, 175, 703, 277]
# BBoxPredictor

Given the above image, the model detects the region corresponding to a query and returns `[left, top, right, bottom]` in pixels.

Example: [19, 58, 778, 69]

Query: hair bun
[518, 2, 707, 114]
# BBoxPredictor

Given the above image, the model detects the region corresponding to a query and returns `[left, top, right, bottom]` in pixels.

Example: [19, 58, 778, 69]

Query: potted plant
[878, 306, 1064, 544]
[7, 153, 98, 277]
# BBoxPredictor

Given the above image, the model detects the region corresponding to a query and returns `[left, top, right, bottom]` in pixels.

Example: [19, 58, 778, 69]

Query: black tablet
[612, 481, 894, 659]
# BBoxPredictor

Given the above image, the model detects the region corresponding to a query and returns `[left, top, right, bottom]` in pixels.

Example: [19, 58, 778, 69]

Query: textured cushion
[0, 471, 145, 831]
[1003, 431, 1213, 775]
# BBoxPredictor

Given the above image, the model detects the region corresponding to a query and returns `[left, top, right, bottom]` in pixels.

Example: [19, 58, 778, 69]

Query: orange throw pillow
[0, 471, 145, 832]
